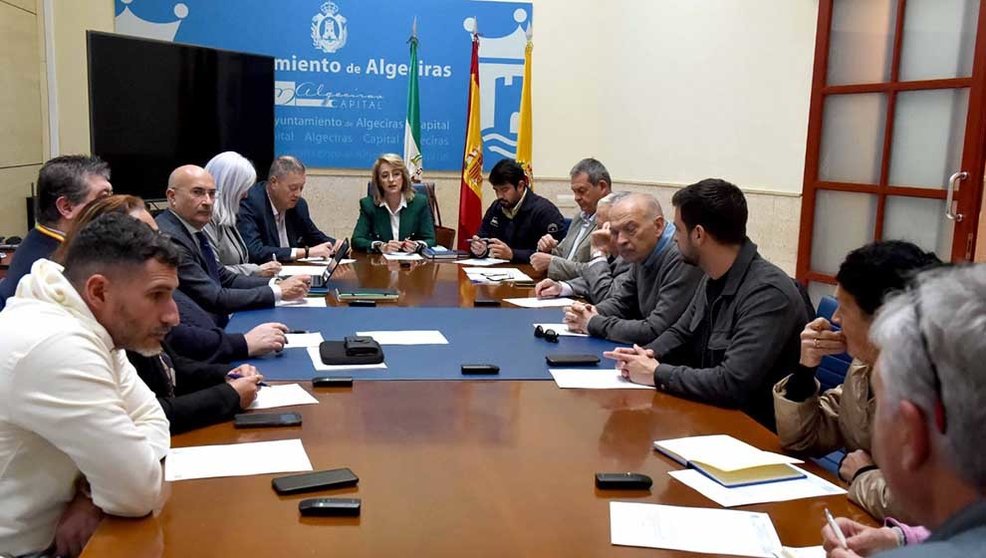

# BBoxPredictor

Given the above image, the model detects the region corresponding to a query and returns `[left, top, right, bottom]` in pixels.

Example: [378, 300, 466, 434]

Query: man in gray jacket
[606, 179, 808, 429]
[563, 193, 703, 344]
[534, 192, 630, 303]
[529, 158, 612, 280]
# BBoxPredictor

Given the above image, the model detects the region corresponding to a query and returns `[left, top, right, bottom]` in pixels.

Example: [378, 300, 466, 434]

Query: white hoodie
[0, 259, 170, 555]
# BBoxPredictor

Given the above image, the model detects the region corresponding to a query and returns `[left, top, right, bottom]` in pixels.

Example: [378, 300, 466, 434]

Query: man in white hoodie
[0, 212, 172, 557]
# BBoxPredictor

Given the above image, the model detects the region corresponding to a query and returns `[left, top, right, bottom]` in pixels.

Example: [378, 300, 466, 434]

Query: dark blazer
[237, 181, 333, 263]
[156, 209, 274, 323]
[0, 228, 61, 311]
[165, 290, 250, 364]
[351, 193, 436, 251]
[127, 342, 240, 434]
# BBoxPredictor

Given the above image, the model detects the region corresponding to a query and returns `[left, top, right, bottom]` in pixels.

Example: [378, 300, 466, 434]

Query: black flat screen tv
[87, 31, 274, 200]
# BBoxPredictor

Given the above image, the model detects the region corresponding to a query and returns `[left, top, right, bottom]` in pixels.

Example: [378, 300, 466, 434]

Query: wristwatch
[304, 246, 310, 259]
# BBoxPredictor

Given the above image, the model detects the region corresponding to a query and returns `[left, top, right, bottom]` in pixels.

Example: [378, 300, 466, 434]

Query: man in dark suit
[0, 155, 112, 310]
[156, 165, 310, 325]
[237, 155, 341, 262]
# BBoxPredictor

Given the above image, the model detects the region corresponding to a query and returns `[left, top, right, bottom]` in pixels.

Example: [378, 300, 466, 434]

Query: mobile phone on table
[272, 467, 359, 495]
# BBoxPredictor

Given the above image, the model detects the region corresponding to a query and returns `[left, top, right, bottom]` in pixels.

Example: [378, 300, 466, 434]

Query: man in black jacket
[237, 156, 341, 263]
[156, 165, 310, 325]
[127, 342, 263, 434]
[606, 179, 808, 429]
[468, 159, 567, 263]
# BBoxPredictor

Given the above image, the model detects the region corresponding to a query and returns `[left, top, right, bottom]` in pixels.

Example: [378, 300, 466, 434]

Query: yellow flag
[516, 27, 533, 188]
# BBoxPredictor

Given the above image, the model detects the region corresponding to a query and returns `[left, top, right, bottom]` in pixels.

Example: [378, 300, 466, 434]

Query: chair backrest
[365, 181, 454, 247]
[815, 294, 853, 392]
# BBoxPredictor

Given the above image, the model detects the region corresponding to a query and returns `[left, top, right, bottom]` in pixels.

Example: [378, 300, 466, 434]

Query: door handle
[946, 171, 967, 222]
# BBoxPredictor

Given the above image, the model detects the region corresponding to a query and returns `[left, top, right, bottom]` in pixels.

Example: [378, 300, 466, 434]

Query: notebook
[653, 434, 805, 488]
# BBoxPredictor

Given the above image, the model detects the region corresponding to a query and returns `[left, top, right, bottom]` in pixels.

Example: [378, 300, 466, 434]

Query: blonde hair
[370, 153, 414, 205]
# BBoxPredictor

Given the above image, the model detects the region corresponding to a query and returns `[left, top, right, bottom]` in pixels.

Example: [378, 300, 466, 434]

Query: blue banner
[114, 0, 533, 171]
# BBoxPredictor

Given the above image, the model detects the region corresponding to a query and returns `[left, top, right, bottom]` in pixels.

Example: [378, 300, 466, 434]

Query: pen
[824, 508, 848, 549]
[288, 329, 310, 334]
[271, 253, 277, 264]
[227, 372, 269, 387]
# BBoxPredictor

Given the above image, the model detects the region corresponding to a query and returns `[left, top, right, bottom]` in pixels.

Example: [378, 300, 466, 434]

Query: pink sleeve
[885, 517, 932, 545]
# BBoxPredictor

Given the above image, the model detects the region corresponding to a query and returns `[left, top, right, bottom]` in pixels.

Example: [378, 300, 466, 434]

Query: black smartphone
[473, 298, 501, 307]
[312, 376, 353, 387]
[545, 354, 601, 366]
[299, 498, 361, 517]
[233, 412, 302, 428]
[461, 363, 500, 375]
[348, 300, 377, 307]
[272, 467, 359, 495]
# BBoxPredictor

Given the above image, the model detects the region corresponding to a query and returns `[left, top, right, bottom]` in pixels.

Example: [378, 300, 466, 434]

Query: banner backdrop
[114, 0, 533, 171]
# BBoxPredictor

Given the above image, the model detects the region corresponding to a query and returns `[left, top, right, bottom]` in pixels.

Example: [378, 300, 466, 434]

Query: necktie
[195, 231, 221, 281]
[158, 352, 176, 398]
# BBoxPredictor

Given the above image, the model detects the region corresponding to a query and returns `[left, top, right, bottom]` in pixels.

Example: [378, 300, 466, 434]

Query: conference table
[82, 254, 874, 557]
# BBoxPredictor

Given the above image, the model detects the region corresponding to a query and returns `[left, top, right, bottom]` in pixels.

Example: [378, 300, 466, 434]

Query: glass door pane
[810, 190, 879, 274]
[888, 88, 969, 189]
[819, 93, 888, 184]
[883, 196, 955, 259]
[899, 0, 980, 81]
[827, 0, 898, 85]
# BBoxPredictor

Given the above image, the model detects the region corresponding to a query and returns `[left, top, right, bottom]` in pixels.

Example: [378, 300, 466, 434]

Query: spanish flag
[457, 29, 483, 251]
[516, 23, 534, 189]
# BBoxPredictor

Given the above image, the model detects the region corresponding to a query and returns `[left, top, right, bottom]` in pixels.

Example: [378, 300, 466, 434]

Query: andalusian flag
[457, 27, 483, 250]
[404, 17, 423, 181]
[516, 23, 534, 188]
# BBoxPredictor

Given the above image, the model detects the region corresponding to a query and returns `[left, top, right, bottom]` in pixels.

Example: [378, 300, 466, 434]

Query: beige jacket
[773, 360, 908, 522]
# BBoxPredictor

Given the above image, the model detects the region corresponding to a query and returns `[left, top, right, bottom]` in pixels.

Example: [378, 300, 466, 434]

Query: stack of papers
[248, 383, 320, 410]
[549, 369, 651, 390]
[610, 502, 782, 557]
[284, 332, 325, 348]
[165, 439, 313, 481]
[463, 267, 532, 284]
[454, 258, 509, 266]
[356, 330, 449, 345]
[382, 252, 424, 261]
[504, 298, 575, 308]
[276, 297, 328, 308]
[654, 435, 804, 488]
[306, 347, 388, 371]
[668, 467, 845, 507]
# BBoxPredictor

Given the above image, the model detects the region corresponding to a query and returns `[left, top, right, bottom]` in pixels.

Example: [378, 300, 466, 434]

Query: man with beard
[605, 179, 808, 429]
[0, 213, 171, 557]
[468, 159, 567, 263]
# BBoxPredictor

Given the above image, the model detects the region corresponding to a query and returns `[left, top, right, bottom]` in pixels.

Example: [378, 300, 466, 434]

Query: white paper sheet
[284, 332, 325, 348]
[248, 383, 320, 410]
[454, 258, 509, 266]
[503, 297, 575, 308]
[382, 252, 424, 261]
[654, 435, 803, 472]
[306, 347, 388, 371]
[532, 323, 588, 337]
[668, 466, 846, 507]
[610, 502, 782, 557]
[276, 297, 328, 308]
[297, 257, 355, 265]
[779, 547, 825, 558]
[550, 369, 651, 390]
[278, 265, 328, 276]
[164, 439, 313, 481]
[355, 330, 449, 345]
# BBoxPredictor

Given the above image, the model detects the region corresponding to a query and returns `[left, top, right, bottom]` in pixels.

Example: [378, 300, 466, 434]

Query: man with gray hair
[563, 192, 703, 345]
[824, 264, 986, 557]
[237, 155, 341, 263]
[534, 192, 631, 303]
[530, 158, 612, 279]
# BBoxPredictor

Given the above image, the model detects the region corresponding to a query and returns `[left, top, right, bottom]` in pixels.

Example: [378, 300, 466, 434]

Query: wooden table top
[81, 254, 874, 557]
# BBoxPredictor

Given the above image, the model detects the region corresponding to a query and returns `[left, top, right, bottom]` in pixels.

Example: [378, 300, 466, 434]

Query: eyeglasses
[534, 325, 559, 343]
[912, 285, 947, 434]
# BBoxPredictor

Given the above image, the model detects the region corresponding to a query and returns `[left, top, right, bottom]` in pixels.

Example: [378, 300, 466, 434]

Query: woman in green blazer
[352, 153, 436, 252]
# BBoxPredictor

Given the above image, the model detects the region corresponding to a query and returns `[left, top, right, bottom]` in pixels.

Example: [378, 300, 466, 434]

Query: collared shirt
[501, 188, 529, 220]
[267, 192, 290, 248]
[379, 197, 409, 242]
[564, 212, 595, 260]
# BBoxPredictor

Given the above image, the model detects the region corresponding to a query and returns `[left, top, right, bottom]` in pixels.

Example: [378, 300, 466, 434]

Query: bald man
[156, 165, 310, 325]
[563, 192, 703, 345]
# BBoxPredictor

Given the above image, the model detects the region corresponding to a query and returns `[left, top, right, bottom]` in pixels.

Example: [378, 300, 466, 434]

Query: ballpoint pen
[227, 372, 269, 387]
[824, 508, 848, 549]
